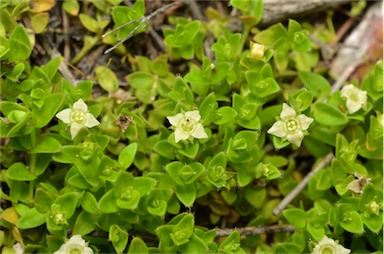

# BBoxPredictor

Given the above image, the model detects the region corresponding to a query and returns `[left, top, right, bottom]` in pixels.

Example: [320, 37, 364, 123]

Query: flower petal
[267, 120, 286, 138]
[73, 99, 88, 111]
[340, 84, 354, 98]
[70, 124, 82, 139]
[346, 100, 361, 114]
[56, 109, 71, 124]
[167, 113, 183, 127]
[185, 110, 201, 122]
[287, 131, 304, 147]
[84, 113, 100, 128]
[297, 114, 313, 130]
[280, 103, 297, 120]
[174, 128, 190, 143]
[192, 124, 208, 139]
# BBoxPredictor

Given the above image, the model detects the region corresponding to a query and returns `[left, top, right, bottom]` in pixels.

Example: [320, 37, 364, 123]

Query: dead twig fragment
[39, 37, 77, 85]
[260, 0, 353, 27]
[215, 224, 296, 237]
[330, 1, 383, 87]
[103, 1, 184, 54]
[273, 153, 334, 216]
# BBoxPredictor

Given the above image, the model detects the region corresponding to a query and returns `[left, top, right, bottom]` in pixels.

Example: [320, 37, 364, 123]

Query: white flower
[312, 235, 350, 254]
[13, 242, 24, 254]
[167, 110, 208, 143]
[340, 84, 367, 114]
[54, 235, 93, 254]
[267, 103, 313, 147]
[249, 42, 266, 60]
[56, 99, 100, 139]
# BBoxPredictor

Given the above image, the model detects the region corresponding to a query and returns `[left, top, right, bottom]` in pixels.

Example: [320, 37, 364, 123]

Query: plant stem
[29, 129, 38, 202]
[215, 224, 296, 237]
[273, 152, 334, 215]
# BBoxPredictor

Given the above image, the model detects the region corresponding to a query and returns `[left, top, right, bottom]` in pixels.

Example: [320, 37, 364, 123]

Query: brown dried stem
[273, 152, 334, 215]
[215, 224, 296, 237]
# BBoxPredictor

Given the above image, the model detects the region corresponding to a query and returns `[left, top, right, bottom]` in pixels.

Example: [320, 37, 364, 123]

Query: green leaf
[283, 208, 307, 229]
[218, 230, 245, 254]
[62, 0, 80, 16]
[244, 187, 266, 208]
[98, 189, 119, 213]
[213, 106, 237, 125]
[118, 142, 138, 169]
[81, 192, 100, 215]
[313, 102, 349, 126]
[175, 183, 196, 207]
[55, 192, 80, 219]
[73, 211, 97, 236]
[153, 140, 175, 159]
[6, 162, 37, 181]
[127, 71, 154, 90]
[273, 243, 302, 254]
[166, 161, 184, 185]
[299, 71, 331, 98]
[16, 207, 46, 229]
[339, 210, 364, 234]
[170, 213, 194, 246]
[133, 177, 157, 196]
[198, 93, 217, 125]
[30, 12, 49, 34]
[34, 188, 54, 214]
[33, 93, 65, 128]
[109, 224, 129, 254]
[128, 237, 148, 254]
[178, 234, 209, 254]
[7, 25, 32, 62]
[79, 14, 100, 33]
[95, 66, 119, 92]
[32, 136, 61, 154]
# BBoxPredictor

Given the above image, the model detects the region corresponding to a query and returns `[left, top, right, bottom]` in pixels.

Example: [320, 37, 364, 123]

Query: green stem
[238, 27, 250, 56]
[28, 129, 38, 202]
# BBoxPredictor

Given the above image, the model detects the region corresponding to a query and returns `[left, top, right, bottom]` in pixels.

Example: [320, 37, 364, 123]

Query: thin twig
[103, 1, 184, 54]
[273, 152, 334, 215]
[331, 60, 363, 94]
[39, 37, 77, 85]
[215, 224, 296, 237]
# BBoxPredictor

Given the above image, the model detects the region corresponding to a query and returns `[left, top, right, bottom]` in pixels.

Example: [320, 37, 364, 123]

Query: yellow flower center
[321, 247, 334, 254]
[71, 110, 86, 125]
[285, 119, 298, 132]
[180, 117, 195, 133]
[68, 246, 82, 254]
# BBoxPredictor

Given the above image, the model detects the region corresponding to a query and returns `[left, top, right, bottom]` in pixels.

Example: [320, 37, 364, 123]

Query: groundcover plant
[0, 0, 382, 253]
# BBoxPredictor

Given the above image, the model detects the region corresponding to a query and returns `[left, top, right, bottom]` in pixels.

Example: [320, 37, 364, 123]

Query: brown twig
[273, 153, 334, 215]
[215, 224, 296, 237]
[103, 1, 184, 54]
[61, 7, 71, 63]
[39, 37, 77, 85]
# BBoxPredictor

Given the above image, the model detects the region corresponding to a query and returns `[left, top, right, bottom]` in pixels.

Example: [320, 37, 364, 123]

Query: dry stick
[39, 37, 77, 85]
[103, 1, 184, 54]
[330, 60, 363, 94]
[186, 0, 214, 60]
[215, 224, 296, 237]
[273, 152, 334, 216]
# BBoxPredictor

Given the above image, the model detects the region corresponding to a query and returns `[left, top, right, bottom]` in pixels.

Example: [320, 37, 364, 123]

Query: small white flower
[267, 103, 313, 147]
[312, 235, 350, 254]
[167, 110, 208, 143]
[248, 42, 266, 60]
[13, 242, 24, 254]
[56, 99, 100, 139]
[340, 84, 367, 114]
[54, 235, 93, 254]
